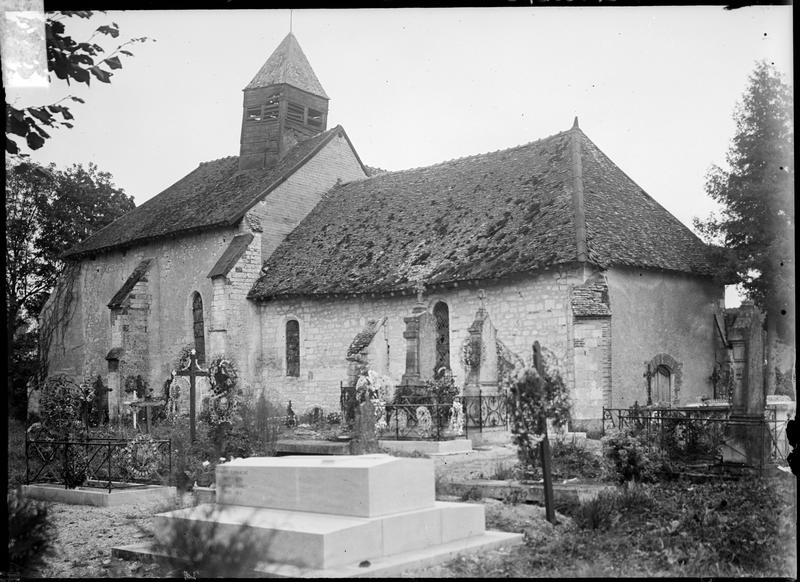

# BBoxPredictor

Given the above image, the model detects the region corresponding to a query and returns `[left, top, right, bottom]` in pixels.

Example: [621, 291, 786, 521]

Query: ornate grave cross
[176, 349, 208, 442]
[533, 341, 556, 525]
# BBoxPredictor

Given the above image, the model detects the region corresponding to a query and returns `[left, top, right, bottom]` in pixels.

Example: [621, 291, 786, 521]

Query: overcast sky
[5, 6, 793, 305]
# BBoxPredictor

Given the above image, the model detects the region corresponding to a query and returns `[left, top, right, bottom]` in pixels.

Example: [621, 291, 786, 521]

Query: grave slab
[378, 438, 472, 455]
[117, 453, 519, 575]
[216, 454, 434, 517]
[22, 483, 176, 507]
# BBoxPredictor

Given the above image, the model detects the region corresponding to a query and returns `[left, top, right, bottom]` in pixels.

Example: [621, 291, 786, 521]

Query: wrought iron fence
[380, 403, 459, 441]
[26, 437, 172, 492]
[461, 393, 509, 434]
[601, 406, 790, 469]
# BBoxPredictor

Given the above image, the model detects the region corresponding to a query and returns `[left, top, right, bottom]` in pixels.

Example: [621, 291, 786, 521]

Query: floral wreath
[123, 434, 161, 480]
[208, 356, 238, 397]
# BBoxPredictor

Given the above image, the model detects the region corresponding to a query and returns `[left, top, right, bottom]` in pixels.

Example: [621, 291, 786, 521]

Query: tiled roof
[64, 127, 347, 258]
[245, 33, 329, 98]
[249, 126, 716, 300]
[579, 135, 714, 273]
[107, 259, 152, 308]
[207, 233, 254, 278]
[571, 279, 611, 317]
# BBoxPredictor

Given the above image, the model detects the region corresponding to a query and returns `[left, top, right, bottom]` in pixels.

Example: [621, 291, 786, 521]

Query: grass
[445, 477, 797, 578]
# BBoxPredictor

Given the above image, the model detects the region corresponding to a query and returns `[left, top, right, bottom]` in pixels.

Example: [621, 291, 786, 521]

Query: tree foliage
[694, 62, 794, 326]
[6, 11, 151, 156]
[6, 162, 135, 323]
[6, 162, 134, 416]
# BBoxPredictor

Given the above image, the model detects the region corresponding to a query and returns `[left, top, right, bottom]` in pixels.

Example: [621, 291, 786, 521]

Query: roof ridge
[359, 127, 575, 180]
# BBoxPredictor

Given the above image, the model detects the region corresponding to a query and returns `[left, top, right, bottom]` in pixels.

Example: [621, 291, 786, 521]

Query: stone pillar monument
[724, 303, 770, 467]
[400, 282, 437, 388]
[463, 291, 499, 397]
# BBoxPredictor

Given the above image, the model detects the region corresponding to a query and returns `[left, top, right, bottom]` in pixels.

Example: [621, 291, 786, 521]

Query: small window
[286, 320, 300, 377]
[192, 292, 206, 365]
[246, 106, 262, 121]
[307, 108, 323, 129]
[287, 102, 304, 124]
[433, 302, 451, 377]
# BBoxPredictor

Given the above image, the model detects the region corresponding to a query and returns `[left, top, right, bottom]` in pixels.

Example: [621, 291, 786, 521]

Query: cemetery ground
[8, 417, 797, 578]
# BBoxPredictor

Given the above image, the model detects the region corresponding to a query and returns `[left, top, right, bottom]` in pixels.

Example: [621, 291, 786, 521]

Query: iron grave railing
[26, 437, 172, 492]
[601, 406, 790, 469]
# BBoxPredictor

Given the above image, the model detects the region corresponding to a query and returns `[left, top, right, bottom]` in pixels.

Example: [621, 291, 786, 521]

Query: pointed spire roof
[245, 32, 328, 98]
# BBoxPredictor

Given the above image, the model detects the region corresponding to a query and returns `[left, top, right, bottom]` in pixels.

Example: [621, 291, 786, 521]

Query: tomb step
[154, 501, 485, 570]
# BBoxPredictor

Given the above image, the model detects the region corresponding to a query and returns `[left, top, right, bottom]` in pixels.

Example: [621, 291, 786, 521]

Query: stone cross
[478, 289, 486, 311]
[414, 279, 425, 305]
[176, 349, 208, 442]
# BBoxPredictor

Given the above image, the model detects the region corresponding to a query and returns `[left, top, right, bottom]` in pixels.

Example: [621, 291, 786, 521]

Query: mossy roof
[63, 127, 349, 259]
[249, 126, 715, 300]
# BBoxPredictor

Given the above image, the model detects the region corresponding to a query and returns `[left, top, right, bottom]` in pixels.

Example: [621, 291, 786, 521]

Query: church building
[43, 33, 727, 431]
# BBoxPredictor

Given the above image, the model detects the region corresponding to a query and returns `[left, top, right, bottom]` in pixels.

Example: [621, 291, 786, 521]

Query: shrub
[550, 439, 604, 479]
[602, 428, 661, 484]
[574, 489, 620, 531]
[7, 489, 56, 577]
[488, 460, 518, 481]
[460, 485, 484, 501]
[506, 357, 571, 473]
[147, 505, 269, 577]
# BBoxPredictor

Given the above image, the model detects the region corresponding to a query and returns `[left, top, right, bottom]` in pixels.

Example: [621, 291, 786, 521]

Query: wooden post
[533, 341, 556, 524]
[176, 349, 209, 443]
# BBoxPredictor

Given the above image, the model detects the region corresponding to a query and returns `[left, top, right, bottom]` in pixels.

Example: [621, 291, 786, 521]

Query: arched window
[192, 292, 206, 364]
[286, 320, 300, 377]
[433, 301, 451, 377]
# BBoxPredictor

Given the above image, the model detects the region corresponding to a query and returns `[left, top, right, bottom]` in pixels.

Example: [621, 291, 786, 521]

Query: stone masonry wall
[247, 132, 368, 263]
[571, 317, 611, 430]
[45, 132, 368, 417]
[52, 227, 240, 413]
[257, 266, 583, 416]
[606, 266, 722, 408]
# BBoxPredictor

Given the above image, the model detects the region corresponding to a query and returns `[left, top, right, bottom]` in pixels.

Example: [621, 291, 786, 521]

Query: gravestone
[400, 285, 438, 387]
[723, 304, 770, 466]
[350, 398, 379, 454]
[463, 296, 499, 397]
[146, 454, 522, 575]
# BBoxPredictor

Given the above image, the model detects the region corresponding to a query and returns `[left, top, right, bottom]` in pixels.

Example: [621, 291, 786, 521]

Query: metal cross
[175, 349, 208, 443]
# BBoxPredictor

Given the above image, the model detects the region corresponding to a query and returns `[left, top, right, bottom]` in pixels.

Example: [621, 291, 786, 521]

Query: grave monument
[140, 454, 522, 576]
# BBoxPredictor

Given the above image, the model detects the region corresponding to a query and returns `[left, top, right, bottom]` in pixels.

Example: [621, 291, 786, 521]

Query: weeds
[460, 485, 484, 501]
[7, 488, 56, 577]
[146, 505, 269, 577]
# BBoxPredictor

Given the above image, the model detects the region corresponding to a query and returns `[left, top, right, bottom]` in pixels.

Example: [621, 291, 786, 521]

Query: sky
[4, 6, 794, 305]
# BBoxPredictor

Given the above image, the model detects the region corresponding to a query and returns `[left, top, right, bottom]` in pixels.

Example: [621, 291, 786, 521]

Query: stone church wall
[257, 266, 584, 416]
[571, 317, 612, 431]
[48, 227, 240, 417]
[605, 266, 722, 409]
[246, 133, 368, 264]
